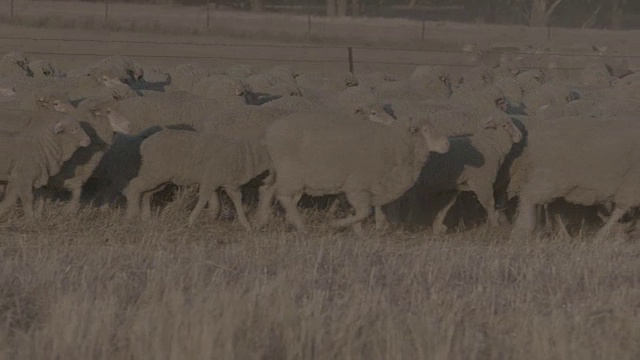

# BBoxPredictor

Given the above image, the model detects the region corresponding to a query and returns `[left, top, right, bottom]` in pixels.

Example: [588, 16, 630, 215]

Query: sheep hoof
[432, 223, 448, 236]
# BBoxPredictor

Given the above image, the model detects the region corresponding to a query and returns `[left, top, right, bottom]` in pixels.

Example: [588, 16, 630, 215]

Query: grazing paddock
[1, 11, 640, 359]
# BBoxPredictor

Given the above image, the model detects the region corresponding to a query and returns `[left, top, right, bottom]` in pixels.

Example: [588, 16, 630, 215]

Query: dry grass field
[1, 5, 640, 358]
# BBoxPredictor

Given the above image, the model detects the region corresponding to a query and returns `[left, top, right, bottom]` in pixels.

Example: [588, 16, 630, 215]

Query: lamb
[510, 116, 640, 240]
[253, 113, 450, 233]
[40, 106, 131, 213]
[0, 114, 91, 219]
[397, 111, 523, 234]
[122, 129, 271, 230]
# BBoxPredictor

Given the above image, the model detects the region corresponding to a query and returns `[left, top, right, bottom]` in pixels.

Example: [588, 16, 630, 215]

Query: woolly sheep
[0, 51, 31, 78]
[511, 116, 640, 240]
[165, 63, 211, 92]
[90, 91, 230, 134]
[88, 124, 194, 208]
[122, 129, 271, 230]
[27, 59, 63, 79]
[375, 65, 452, 103]
[191, 74, 259, 106]
[244, 65, 301, 98]
[453, 64, 494, 94]
[396, 111, 523, 234]
[521, 81, 575, 114]
[67, 55, 144, 85]
[0, 114, 91, 219]
[253, 113, 450, 233]
[41, 107, 131, 213]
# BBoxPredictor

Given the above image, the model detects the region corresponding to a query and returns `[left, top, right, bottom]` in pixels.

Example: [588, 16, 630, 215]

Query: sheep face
[54, 118, 91, 148]
[418, 123, 450, 154]
[483, 112, 523, 144]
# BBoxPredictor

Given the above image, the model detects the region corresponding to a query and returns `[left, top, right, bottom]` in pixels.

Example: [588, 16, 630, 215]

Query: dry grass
[0, 198, 639, 359]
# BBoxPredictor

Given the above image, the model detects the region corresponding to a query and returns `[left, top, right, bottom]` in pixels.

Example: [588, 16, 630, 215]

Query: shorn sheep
[122, 129, 271, 230]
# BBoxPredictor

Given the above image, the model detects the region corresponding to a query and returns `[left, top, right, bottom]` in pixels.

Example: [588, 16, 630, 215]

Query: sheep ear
[54, 121, 65, 134]
[483, 118, 497, 129]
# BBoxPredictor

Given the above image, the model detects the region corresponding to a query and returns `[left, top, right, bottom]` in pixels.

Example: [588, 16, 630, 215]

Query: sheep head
[483, 111, 523, 144]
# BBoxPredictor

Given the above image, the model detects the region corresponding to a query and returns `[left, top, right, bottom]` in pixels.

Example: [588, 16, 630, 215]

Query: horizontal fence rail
[2, 35, 639, 59]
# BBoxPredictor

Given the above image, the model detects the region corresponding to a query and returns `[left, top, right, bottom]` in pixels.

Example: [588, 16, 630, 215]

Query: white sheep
[511, 115, 640, 240]
[253, 112, 450, 233]
[40, 106, 131, 213]
[0, 114, 91, 219]
[122, 129, 271, 230]
[398, 111, 523, 234]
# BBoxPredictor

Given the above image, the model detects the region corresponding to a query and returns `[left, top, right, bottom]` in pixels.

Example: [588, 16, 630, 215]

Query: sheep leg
[188, 183, 215, 227]
[63, 185, 83, 214]
[254, 184, 276, 229]
[225, 186, 251, 231]
[595, 206, 628, 240]
[34, 188, 48, 218]
[374, 205, 389, 231]
[277, 194, 306, 232]
[123, 178, 146, 220]
[331, 191, 371, 230]
[17, 186, 35, 221]
[208, 192, 221, 220]
[511, 197, 538, 239]
[432, 192, 459, 235]
[0, 183, 18, 216]
[473, 186, 500, 228]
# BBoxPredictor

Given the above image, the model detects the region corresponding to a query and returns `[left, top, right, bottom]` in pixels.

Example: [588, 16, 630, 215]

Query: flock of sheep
[0, 48, 638, 240]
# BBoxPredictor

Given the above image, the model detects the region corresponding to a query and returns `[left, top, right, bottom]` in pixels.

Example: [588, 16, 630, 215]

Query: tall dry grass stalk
[0, 199, 639, 359]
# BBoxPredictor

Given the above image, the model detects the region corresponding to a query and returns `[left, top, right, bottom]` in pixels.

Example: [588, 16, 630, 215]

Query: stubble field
[1, 5, 640, 358]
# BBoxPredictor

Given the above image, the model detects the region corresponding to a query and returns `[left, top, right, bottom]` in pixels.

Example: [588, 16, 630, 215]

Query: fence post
[206, 0, 210, 28]
[421, 20, 425, 41]
[104, 0, 109, 22]
[347, 47, 354, 74]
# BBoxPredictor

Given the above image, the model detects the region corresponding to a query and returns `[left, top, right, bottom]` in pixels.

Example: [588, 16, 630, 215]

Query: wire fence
[3, 34, 639, 74]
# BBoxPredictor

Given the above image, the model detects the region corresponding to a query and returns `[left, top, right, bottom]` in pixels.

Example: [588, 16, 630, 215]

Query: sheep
[516, 69, 546, 96]
[67, 55, 144, 85]
[521, 81, 575, 114]
[122, 129, 271, 230]
[191, 74, 259, 106]
[253, 112, 450, 233]
[87, 91, 228, 134]
[510, 115, 640, 240]
[453, 64, 495, 94]
[165, 63, 210, 91]
[27, 59, 63, 79]
[375, 65, 452, 103]
[396, 111, 523, 234]
[40, 106, 132, 213]
[0, 114, 91, 219]
[244, 65, 301, 99]
[87, 124, 199, 209]
[0, 51, 31, 78]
